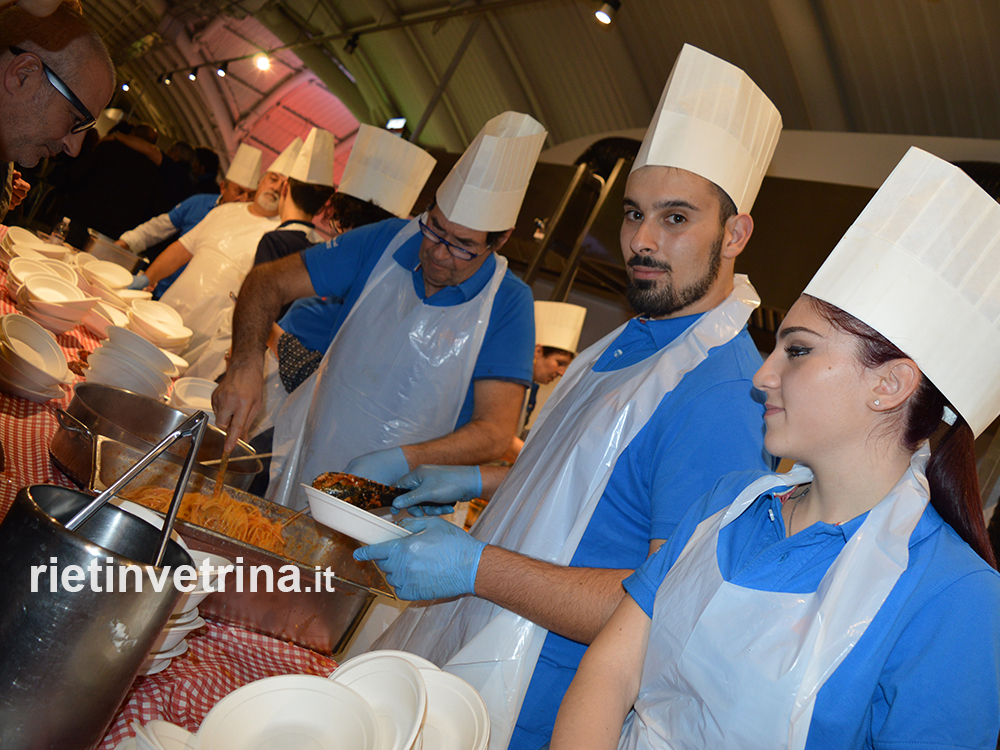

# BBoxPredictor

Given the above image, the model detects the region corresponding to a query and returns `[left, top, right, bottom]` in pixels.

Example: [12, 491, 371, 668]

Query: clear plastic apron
[377, 276, 760, 750]
[267, 218, 506, 509]
[621, 445, 931, 750]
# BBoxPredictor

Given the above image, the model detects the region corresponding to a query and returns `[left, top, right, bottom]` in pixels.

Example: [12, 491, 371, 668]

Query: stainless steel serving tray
[92, 439, 395, 655]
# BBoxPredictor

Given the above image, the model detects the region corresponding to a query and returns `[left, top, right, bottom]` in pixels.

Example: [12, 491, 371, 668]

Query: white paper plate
[301, 484, 411, 546]
[418, 669, 489, 750]
[332, 653, 426, 750]
[145, 720, 197, 750]
[198, 675, 380, 750]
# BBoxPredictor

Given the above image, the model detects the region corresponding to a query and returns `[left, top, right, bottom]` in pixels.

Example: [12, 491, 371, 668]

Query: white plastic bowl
[105, 326, 177, 374]
[168, 377, 216, 412]
[301, 484, 412, 546]
[197, 675, 381, 750]
[0, 313, 69, 384]
[161, 348, 187, 378]
[418, 668, 490, 750]
[127, 309, 192, 344]
[5, 226, 50, 250]
[86, 354, 166, 400]
[0, 366, 62, 402]
[18, 304, 80, 335]
[36, 258, 78, 285]
[132, 299, 184, 327]
[331, 653, 427, 750]
[90, 347, 171, 393]
[23, 274, 92, 308]
[8, 257, 58, 287]
[149, 615, 206, 654]
[82, 259, 133, 289]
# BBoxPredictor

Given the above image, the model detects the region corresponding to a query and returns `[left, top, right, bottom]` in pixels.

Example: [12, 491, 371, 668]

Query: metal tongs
[64, 411, 210, 567]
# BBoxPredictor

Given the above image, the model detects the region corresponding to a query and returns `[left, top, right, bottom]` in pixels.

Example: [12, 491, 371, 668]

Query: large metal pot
[0, 485, 192, 749]
[50, 384, 261, 491]
[83, 229, 143, 272]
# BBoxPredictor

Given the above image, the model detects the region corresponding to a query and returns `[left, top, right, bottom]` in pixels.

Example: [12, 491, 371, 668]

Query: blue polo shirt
[509, 316, 773, 750]
[625, 470, 1000, 750]
[301, 218, 534, 428]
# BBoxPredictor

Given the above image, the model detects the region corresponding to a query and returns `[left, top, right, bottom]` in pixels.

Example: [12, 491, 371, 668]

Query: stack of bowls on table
[15, 273, 99, 335]
[127, 298, 192, 354]
[1, 226, 72, 263]
[0, 313, 71, 402]
[83, 326, 180, 400]
[77, 259, 142, 310]
[80, 299, 130, 339]
[126, 650, 490, 750]
[168, 377, 217, 423]
[7, 255, 80, 297]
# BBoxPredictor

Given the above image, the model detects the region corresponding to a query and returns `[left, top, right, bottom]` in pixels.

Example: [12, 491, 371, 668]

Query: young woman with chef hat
[550, 147, 1000, 750]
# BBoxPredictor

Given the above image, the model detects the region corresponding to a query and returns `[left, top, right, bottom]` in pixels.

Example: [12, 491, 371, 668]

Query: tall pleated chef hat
[633, 44, 782, 214]
[805, 146, 1000, 437]
[289, 128, 337, 187]
[435, 111, 547, 232]
[225, 144, 263, 191]
[339, 124, 437, 217]
[535, 301, 587, 354]
[268, 137, 303, 177]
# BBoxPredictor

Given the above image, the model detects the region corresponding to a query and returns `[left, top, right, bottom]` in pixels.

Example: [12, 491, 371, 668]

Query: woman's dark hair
[807, 294, 996, 567]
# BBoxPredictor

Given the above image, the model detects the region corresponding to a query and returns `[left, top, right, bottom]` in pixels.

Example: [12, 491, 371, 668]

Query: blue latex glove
[128, 272, 150, 290]
[392, 465, 483, 516]
[344, 446, 411, 486]
[353, 517, 486, 600]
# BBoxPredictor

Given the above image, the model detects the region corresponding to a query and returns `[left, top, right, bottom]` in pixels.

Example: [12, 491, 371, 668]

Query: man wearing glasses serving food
[213, 112, 545, 508]
[0, 3, 114, 220]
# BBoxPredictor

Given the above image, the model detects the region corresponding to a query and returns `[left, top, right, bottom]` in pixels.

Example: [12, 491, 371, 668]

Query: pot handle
[53, 408, 98, 489]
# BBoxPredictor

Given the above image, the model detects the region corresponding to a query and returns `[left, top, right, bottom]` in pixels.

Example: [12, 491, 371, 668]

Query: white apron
[377, 276, 761, 750]
[185, 223, 321, 382]
[621, 445, 931, 750]
[267, 218, 506, 509]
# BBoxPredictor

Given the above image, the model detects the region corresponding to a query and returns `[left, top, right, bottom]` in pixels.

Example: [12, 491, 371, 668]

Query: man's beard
[625, 231, 723, 317]
[255, 191, 280, 213]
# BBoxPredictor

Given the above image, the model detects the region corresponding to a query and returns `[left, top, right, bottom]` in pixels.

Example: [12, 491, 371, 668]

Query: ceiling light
[216, 62, 227, 78]
[595, 0, 620, 24]
[254, 53, 270, 71]
[188, 67, 198, 81]
[121, 81, 130, 92]
[163, 73, 172, 85]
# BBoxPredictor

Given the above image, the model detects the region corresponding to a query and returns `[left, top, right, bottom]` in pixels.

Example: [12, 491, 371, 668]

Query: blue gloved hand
[128, 272, 150, 290]
[344, 446, 410, 485]
[392, 465, 483, 516]
[353, 517, 487, 600]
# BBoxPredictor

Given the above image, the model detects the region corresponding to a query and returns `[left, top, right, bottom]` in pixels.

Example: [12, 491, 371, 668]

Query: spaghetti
[124, 486, 287, 554]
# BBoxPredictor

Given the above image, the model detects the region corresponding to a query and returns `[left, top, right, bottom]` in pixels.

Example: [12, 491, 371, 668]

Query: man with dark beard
[352, 45, 783, 750]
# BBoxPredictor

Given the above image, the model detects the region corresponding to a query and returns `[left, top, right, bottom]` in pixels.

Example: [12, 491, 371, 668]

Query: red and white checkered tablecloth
[0, 226, 343, 749]
[98, 620, 339, 749]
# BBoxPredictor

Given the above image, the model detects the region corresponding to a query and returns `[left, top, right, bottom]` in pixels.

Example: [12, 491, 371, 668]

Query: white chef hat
[535, 301, 587, 354]
[225, 144, 263, 191]
[339, 124, 437, 217]
[436, 111, 547, 232]
[289, 128, 336, 187]
[268, 137, 303, 178]
[632, 44, 782, 214]
[805, 147, 1000, 437]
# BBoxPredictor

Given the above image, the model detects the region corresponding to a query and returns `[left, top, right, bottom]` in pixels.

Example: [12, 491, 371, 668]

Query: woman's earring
[874, 399, 881, 406]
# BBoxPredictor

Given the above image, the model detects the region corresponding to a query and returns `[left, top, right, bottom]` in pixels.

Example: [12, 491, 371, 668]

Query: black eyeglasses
[418, 214, 485, 261]
[9, 46, 96, 134]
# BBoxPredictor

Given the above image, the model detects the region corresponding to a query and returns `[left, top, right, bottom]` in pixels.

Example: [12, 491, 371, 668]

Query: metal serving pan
[92, 439, 394, 654]
[50, 383, 261, 491]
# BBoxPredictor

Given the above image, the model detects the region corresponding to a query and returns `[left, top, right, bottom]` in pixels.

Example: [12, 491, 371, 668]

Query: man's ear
[489, 227, 515, 252]
[721, 213, 753, 260]
[5, 52, 42, 96]
[870, 358, 921, 412]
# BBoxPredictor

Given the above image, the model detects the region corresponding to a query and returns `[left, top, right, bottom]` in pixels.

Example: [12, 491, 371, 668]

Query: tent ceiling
[86, 0, 999, 177]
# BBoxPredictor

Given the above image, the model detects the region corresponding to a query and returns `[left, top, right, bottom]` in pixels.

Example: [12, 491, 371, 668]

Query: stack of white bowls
[130, 650, 491, 750]
[80, 299, 130, 339]
[127, 299, 192, 354]
[1, 226, 72, 264]
[0, 313, 70, 402]
[77, 259, 145, 310]
[15, 273, 99, 335]
[84, 326, 180, 400]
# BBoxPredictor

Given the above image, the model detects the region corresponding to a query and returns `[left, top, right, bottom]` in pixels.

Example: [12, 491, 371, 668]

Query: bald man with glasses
[214, 112, 545, 506]
[0, 4, 113, 220]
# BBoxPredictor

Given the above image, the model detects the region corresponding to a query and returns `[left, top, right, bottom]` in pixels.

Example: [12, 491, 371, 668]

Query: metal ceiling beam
[765, 0, 851, 130]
